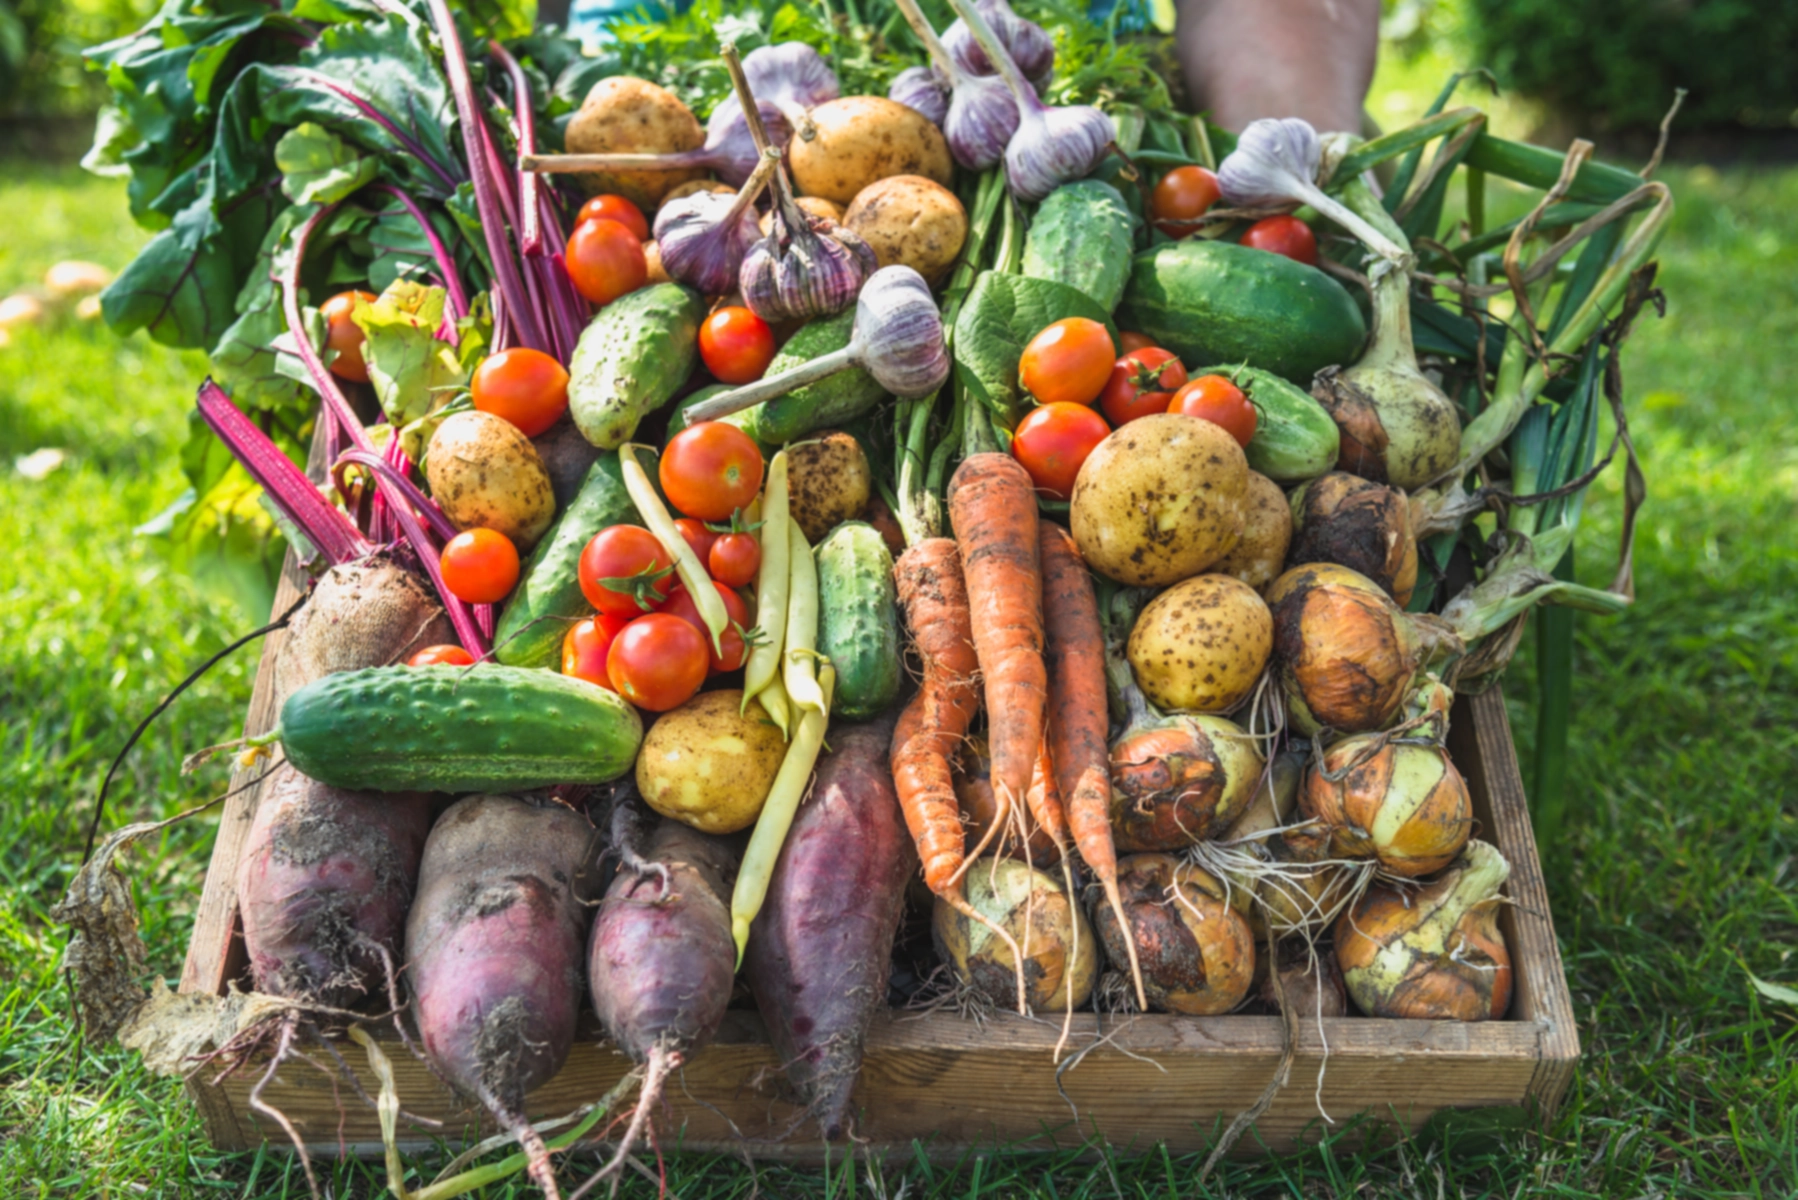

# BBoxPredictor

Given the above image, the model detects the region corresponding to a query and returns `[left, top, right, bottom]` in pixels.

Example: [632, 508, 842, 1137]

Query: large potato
[1070, 413, 1249, 586]
[425, 411, 555, 549]
[789, 97, 953, 206]
[1128, 573, 1272, 713]
[786, 430, 871, 543]
[565, 77, 707, 210]
[635, 690, 787, 835]
[1211, 470, 1292, 594]
[843, 175, 968, 283]
[759, 195, 843, 235]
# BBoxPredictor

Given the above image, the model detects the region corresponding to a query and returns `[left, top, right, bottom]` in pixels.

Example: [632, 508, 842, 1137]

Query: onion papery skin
[1267, 562, 1431, 735]
[1093, 855, 1256, 1015]
[1299, 735, 1473, 877]
[1288, 472, 1419, 607]
[932, 858, 1098, 1012]
[1335, 840, 1513, 1021]
[1109, 713, 1264, 852]
[1312, 365, 1461, 491]
[1261, 941, 1348, 1017]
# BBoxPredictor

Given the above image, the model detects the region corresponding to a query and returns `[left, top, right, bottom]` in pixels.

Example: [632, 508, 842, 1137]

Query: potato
[1070, 413, 1249, 587]
[425, 411, 556, 550]
[789, 97, 953, 206]
[636, 690, 788, 835]
[661, 180, 734, 209]
[759, 196, 844, 236]
[843, 175, 968, 283]
[643, 240, 670, 284]
[1211, 471, 1292, 593]
[565, 77, 707, 210]
[786, 430, 872, 543]
[1127, 573, 1273, 713]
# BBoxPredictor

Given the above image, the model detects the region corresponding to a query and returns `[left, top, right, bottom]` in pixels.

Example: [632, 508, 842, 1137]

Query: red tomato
[708, 532, 760, 588]
[561, 613, 630, 689]
[1019, 318, 1116, 407]
[407, 644, 474, 667]
[659, 580, 751, 673]
[575, 194, 649, 241]
[1011, 403, 1111, 500]
[606, 613, 710, 711]
[1117, 331, 1158, 355]
[1099, 348, 1189, 427]
[566, 218, 648, 305]
[439, 528, 519, 604]
[674, 517, 718, 567]
[660, 421, 765, 522]
[1169, 374, 1258, 447]
[1240, 215, 1319, 266]
[578, 525, 675, 617]
[471, 347, 569, 437]
[321, 290, 376, 383]
[1150, 166, 1221, 235]
[698, 306, 776, 385]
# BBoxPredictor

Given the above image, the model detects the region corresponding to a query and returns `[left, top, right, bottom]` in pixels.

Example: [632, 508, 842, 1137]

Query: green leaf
[275, 122, 380, 205]
[1749, 972, 1798, 1007]
[352, 280, 470, 427]
[952, 271, 1118, 431]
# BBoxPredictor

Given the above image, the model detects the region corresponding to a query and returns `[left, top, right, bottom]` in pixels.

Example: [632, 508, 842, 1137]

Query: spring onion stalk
[618, 444, 728, 656]
[742, 451, 791, 730]
[783, 521, 827, 716]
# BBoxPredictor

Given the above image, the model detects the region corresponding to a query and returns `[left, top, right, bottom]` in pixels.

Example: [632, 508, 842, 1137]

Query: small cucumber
[814, 522, 901, 721]
[279, 666, 643, 792]
[493, 453, 639, 668]
[1191, 363, 1341, 483]
[568, 283, 704, 448]
[1020, 180, 1139, 311]
[736, 310, 887, 445]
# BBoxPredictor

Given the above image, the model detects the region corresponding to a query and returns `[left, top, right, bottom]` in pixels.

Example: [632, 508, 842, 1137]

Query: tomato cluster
[1147, 164, 1319, 266]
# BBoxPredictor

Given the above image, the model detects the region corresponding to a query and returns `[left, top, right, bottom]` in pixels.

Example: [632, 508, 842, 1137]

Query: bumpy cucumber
[568, 283, 704, 448]
[280, 666, 643, 792]
[1190, 363, 1342, 483]
[1020, 180, 1138, 311]
[736, 310, 887, 445]
[1120, 239, 1366, 383]
[493, 453, 639, 668]
[814, 522, 900, 721]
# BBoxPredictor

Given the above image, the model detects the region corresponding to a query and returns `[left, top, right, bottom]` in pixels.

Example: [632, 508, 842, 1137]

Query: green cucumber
[1119, 240, 1367, 384]
[567, 283, 704, 448]
[735, 310, 888, 445]
[1190, 363, 1341, 483]
[279, 666, 642, 792]
[814, 522, 900, 721]
[493, 453, 639, 668]
[1020, 180, 1138, 311]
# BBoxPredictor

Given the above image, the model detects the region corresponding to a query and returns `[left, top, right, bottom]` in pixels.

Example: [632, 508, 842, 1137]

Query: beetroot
[235, 765, 432, 1009]
[274, 554, 455, 701]
[744, 715, 910, 1140]
[406, 794, 594, 1199]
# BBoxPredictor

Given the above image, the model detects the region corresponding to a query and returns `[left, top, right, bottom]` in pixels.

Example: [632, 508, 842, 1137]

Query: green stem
[1531, 546, 1575, 855]
[1332, 106, 1485, 183]
[1463, 134, 1645, 205]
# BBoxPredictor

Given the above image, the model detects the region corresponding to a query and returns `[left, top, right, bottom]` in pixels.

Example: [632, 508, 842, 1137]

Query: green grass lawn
[1, 150, 1794, 1198]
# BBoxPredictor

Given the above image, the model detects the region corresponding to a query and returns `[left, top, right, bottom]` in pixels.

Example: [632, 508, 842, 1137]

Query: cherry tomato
[1011, 402, 1111, 500]
[321, 290, 376, 383]
[606, 612, 710, 711]
[566, 218, 648, 305]
[660, 421, 765, 522]
[471, 347, 569, 437]
[708, 531, 760, 588]
[659, 580, 751, 673]
[1150, 165, 1221, 235]
[1240, 215, 1319, 266]
[1117, 331, 1158, 355]
[1169, 374, 1258, 448]
[439, 528, 519, 604]
[1099, 348, 1189, 427]
[575, 194, 649, 241]
[561, 613, 630, 690]
[407, 644, 474, 667]
[674, 517, 718, 567]
[698, 306, 776, 385]
[578, 525, 675, 618]
[1019, 317, 1117, 407]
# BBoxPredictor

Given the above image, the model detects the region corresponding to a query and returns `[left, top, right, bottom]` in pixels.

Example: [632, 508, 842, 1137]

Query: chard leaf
[275, 122, 380, 204]
[352, 281, 469, 427]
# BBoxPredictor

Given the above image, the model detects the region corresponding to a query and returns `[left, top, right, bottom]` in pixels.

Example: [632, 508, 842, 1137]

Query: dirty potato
[425, 411, 555, 549]
[786, 430, 872, 543]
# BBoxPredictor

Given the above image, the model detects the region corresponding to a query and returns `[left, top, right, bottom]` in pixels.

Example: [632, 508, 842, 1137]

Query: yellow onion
[1295, 734, 1471, 877]
[1335, 839, 1512, 1021]
[1260, 942, 1348, 1017]
[1110, 714, 1263, 852]
[953, 737, 1057, 862]
[933, 858, 1097, 1012]
[1287, 472, 1419, 606]
[1091, 856, 1255, 1015]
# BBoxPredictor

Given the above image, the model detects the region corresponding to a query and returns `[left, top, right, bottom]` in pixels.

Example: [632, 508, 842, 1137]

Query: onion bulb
[932, 858, 1097, 1012]
[1287, 472, 1419, 606]
[1295, 734, 1472, 877]
[1111, 714, 1263, 852]
[1092, 855, 1255, 1015]
[1261, 941, 1348, 1018]
[1335, 839, 1513, 1021]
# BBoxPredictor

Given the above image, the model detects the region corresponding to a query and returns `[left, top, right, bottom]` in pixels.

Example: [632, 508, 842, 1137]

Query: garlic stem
[723, 43, 775, 153]
[893, 0, 962, 81]
[685, 344, 862, 421]
[945, 0, 1039, 113]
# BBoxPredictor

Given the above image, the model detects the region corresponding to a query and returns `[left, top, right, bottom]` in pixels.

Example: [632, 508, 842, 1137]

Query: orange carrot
[1038, 520, 1144, 1008]
[1024, 735, 1069, 858]
[947, 454, 1047, 813]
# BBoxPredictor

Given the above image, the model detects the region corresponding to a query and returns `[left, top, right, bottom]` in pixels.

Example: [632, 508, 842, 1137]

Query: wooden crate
[179, 550, 1580, 1162]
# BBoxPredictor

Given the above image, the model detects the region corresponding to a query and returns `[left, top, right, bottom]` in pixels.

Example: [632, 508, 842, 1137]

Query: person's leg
[1175, 0, 1381, 133]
